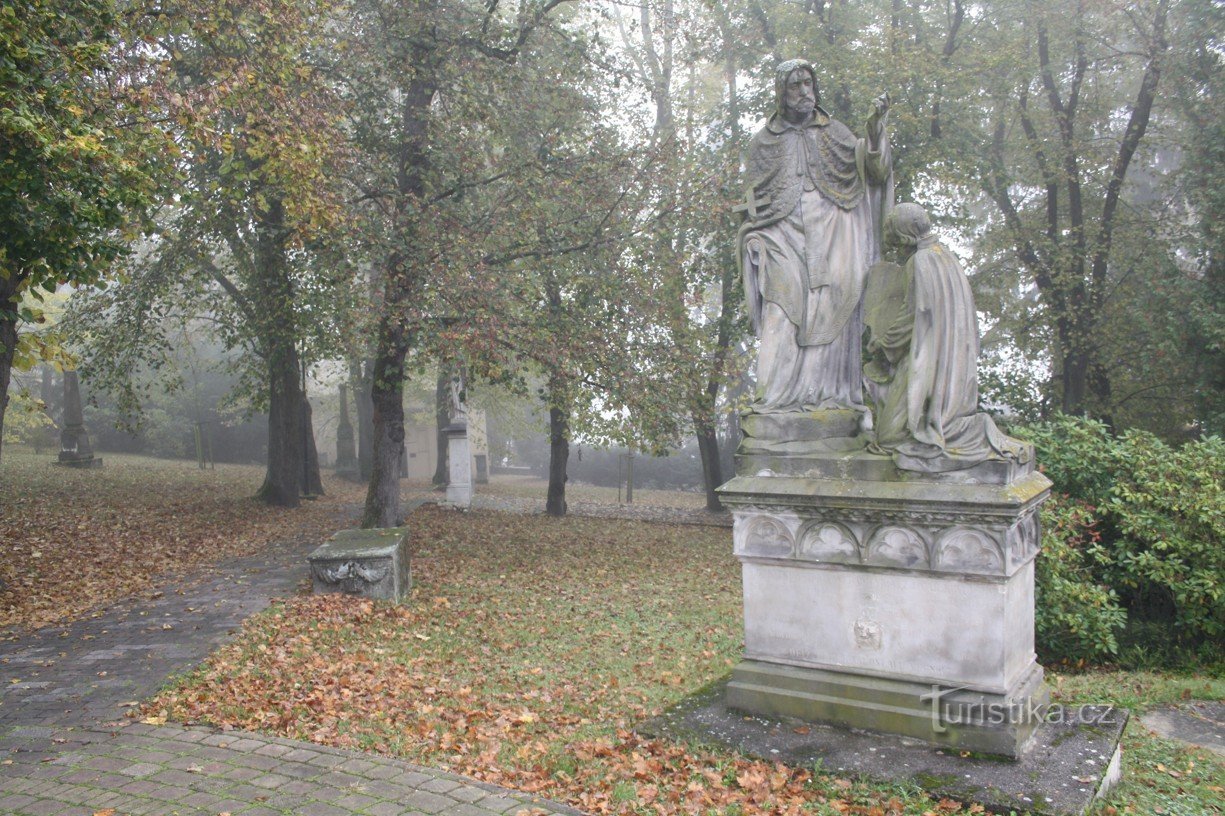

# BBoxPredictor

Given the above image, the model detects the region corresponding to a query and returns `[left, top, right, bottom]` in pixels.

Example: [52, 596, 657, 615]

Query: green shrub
[1018, 416, 1225, 659]
[1013, 415, 1119, 505]
[1107, 431, 1224, 640]
[1034, 496, 1126, 663]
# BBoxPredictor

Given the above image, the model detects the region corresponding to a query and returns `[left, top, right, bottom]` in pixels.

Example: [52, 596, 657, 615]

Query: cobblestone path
[0, 507, 581, 816]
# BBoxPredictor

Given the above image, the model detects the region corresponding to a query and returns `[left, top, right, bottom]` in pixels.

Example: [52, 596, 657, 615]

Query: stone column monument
[335, 384, 360, 480]
[720, 64, 1050, 757]
[442, 374, 472, 509]
[56, 370, 102, 468]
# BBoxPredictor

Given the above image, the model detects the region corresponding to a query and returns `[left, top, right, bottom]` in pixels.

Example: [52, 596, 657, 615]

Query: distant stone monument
[442, 374, 472, 509]
[334, 384, 360, 480]
[720, 63, 1049, 758]
[55, 370, 102, 468]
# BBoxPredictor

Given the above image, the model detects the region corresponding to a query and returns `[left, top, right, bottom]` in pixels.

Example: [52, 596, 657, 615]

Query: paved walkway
[0, 508, 582, 816]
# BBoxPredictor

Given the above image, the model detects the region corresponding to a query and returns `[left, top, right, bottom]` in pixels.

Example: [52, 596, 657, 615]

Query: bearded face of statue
[782, 68, 816, 123]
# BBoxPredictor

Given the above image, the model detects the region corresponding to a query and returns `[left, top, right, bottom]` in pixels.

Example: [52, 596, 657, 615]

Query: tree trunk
[256, 344, 304, 506]
[546, 401, 569, 517]
[0, 311, 16, 464]
[252, 197, 303, 507]
[361, 319, 408, 527]
[351, 359, 374, 480]
[302, 395, 325, 495]
[694, 415, 725, 512]
[432, 366, 449, 487]
[363, 58, 436, 525]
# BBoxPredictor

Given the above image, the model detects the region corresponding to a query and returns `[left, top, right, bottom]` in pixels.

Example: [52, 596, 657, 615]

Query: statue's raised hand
[867, 93, 890, 132]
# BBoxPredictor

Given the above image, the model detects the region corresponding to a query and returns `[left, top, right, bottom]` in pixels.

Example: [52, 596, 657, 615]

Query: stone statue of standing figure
[737, 59, 893, 415]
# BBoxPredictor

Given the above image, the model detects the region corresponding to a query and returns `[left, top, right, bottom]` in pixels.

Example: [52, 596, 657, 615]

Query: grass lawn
[461, 474, 712, 510]
[149, 505, 1225, 816]
[0, 447, 366, 634]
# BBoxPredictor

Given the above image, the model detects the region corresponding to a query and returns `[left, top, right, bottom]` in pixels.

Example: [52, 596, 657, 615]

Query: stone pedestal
[719, 436, 1051, 757]
[309, 528, 410, 602]
[444, 423, 472, 509]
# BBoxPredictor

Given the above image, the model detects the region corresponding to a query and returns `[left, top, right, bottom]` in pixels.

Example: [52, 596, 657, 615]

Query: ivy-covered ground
[146, 504, 1225, 816]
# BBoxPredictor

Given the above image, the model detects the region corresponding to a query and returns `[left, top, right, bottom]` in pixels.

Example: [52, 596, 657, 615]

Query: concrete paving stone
[447, 803, 509, 816]
[419, 777, 463, 794]
[313, 770, 366, 791]
[117, 778, 163, 796]
[147, 783, 196, 802]
[253, 792, 310, 810]
[0, 792, 39, 810]
[200, 732, 235, 747]
[118, 761, 164, 777]
[30, 781, 81, 801]
[181, 788, 232, 809]
[248, 771, 293, 789]
[150, 767, 207, 787]
[362, 763, 406, 782]
[253, 742, 295, 758]
[368, 802, 411, 816]
[335, 757, 379, 775]
[449, 785, 492, 804]
[401, 790, 458, 814]
[230, 751, 287, 772]
[49, 804, 85, 816]
[237, 807, 283, 816]
[385, 770, 435, 788]
[165, 754, 227, 773]
[20, 798, 72, 816]
[312, 782, 367, 804]
[273, 758, 324, 779]
[357, 779, 418, 799]
[296, 802, 354, 816]
[194, 744, 244, 762]
[334, 791, 382, 811]
[219, 764, 264, 781]
[225, 737, 269, 753]
[304, 750, 347, 766]
[167, 727, 209, 744]
[25, 763, 70, 780]
[273, 777, 324, 798]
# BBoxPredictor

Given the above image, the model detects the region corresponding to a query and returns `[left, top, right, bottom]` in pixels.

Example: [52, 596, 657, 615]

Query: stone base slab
[308, 527, 411, 601]
[642, 679, 1126, 816]
[54, 455, 103, 468]
[727, 659, 1049, 757]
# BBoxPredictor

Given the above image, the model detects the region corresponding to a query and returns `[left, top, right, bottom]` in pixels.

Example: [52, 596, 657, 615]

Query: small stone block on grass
[308, 527, 411, 602]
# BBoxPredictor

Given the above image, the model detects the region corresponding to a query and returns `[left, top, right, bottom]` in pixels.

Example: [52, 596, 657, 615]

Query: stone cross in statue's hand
[733, 186, 771, 220]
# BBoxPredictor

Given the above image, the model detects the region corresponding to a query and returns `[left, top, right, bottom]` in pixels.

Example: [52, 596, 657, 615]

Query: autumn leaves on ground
[147, 506, 973, 816]
[4, 449, 1222, 815]
[0, 449, 365, 633]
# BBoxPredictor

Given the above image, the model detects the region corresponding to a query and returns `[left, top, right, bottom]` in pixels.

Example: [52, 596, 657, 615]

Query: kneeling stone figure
[862, 203, 1028, 473]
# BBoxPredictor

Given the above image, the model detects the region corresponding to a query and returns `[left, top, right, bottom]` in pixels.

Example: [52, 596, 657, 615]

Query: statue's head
[775, 59, 819, 123]
[884, 203, 932, 248]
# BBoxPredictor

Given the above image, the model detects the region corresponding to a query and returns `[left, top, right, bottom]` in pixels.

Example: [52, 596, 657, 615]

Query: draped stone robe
[863, 236, 1029, 472]
[738, 108, 892, 413]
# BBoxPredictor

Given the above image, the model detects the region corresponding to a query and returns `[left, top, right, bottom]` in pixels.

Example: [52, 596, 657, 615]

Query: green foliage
[1017, 416, 1225, 659]
[0, 0, 159, 303]
[0, 389, 54, 446]
[1033, 496, 1125, 664]
[1107, 432, 1225, 641]
[1014, 415, 1119, 506]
